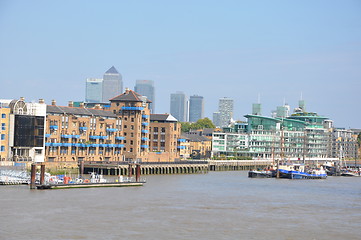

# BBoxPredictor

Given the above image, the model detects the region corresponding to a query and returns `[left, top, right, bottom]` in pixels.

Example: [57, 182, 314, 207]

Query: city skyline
[1, 1, 360, 128]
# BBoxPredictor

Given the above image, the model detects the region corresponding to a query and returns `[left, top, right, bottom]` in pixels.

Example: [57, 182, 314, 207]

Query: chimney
[51, 100, 56, 106]
[68, 101, 74, 107]
[38, 99, 45, 104]
[94, 104, 101, 110]
[79, 102, 85, 108]
[125, 88, 130, 94]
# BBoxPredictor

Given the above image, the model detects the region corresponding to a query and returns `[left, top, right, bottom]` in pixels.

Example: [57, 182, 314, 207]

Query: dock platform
[36, 181, 145, 189]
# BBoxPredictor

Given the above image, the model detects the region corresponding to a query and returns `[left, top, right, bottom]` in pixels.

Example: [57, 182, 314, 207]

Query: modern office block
[85, 78, 103, 103]
[189, 95, 204, 122]
[218, 97, 233, 128]
[135, 80, 155, 112]
[102, 66, 123, 102]
[170, 92, 187, 122]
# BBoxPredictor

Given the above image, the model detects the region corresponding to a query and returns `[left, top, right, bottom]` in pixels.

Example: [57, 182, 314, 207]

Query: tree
[180, 118, 216, 132]
[195, 118, 215, 129]
[181, 122, 192, 132]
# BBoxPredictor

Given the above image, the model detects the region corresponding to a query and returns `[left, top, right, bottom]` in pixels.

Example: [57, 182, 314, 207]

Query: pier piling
[40, 163, 45, 185]
[30, 163, 36, 189]
[136, 164, 141, 182]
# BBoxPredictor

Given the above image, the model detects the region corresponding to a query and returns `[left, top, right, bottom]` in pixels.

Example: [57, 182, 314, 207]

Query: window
[0, 134, 4, 140]
[1, 123, 5, 130]
[1, 146, 5, 152]
[1, 114, 5, 118]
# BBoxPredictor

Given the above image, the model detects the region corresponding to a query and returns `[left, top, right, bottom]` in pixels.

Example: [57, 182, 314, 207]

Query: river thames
[0, 171, 360, 240]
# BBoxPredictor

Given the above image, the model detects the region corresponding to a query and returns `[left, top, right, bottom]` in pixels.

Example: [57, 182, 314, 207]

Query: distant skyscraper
[219, 97, 233, 128]
[135, 80, 155, 112]
[170, 92, 187, 122]
[213, 112, 221, 128]
[85, 78, 103, 103]
[102, 66, 122, 102]
[189, 95, 204, 122]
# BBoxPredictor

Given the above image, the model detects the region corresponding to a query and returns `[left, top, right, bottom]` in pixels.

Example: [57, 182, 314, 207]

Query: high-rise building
[85, 78, 103, 103]
[102, 66, 122, 102]
[170, 92, 187, 122]
[135, 80, 155, 113]
[212, 112, 221, 128]
[189, 95, 204, 122]
[219, 97, 233, 128]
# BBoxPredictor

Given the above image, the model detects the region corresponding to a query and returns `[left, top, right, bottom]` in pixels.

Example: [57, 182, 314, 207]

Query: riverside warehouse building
[0, 89, 183, 169]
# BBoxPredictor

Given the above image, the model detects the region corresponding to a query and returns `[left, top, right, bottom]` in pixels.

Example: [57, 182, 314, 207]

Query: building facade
[43, 89, 182, 167]
[149, 114, 181, 161]
[134, 80, 155, 113]
[189, 95, 204, 122]
[212, 110, 340, 161]
[0, 98, 46, 165]
[170, 92, 187, 122]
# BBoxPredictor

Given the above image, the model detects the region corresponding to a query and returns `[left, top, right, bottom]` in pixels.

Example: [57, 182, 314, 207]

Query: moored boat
[248, 170, 274, 178]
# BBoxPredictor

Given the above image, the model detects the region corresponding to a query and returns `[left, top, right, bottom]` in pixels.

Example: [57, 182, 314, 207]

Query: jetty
[31, 163, 145, 190]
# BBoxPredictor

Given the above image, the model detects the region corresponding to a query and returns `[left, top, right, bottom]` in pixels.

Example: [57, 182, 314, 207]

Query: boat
[277, 163, 327, 179]
[248, 169, 274, 178]
[340, 170, 360, 177]
[36, 172, 145, 189]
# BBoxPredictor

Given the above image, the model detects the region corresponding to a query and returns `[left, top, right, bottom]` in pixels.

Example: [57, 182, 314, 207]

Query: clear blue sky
[1, 0, 360, 128]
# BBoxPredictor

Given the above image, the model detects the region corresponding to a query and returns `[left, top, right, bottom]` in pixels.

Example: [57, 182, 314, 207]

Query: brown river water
[0, 171, 360, 240]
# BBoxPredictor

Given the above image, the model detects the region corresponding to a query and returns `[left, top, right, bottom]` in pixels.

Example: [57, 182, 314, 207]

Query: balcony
[79, 127, 88, 131]
[142, 122, 149, 126]
[178, 138, 186, 142]
[50, 125, 58, 130]
[106, 128, 118, 132]
[141, 145, 149, 148]
[116, 144, 125, 148]
[45, 134, 51, 138]
[72, 135, 80, 138]
[115, 136, 125, 140]
[89, 135, 108, 140]
[141, 137, 149, 141]
[142, 115, 149, 118]
[177, 146, 186, 149]
[62, 143, 72, 147]
[121, 107, 144, 111]
[61, 134, 72, 138]
[141, 130, 149, 134]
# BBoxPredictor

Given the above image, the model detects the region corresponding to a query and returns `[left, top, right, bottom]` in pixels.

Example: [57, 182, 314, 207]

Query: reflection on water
[0, 171, 360, 240]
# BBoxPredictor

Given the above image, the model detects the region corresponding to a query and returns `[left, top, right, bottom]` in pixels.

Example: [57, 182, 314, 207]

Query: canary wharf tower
[102, 66, 123, 102]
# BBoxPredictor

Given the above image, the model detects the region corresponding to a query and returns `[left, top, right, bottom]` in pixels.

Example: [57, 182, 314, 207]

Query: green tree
[195, 118, 215, 129]
[181, 122, 192, 132]
[180, 118, 216, 132]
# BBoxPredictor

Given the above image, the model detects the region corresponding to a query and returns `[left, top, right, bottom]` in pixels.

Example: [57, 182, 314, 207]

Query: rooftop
[110, 89, 152, 103]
